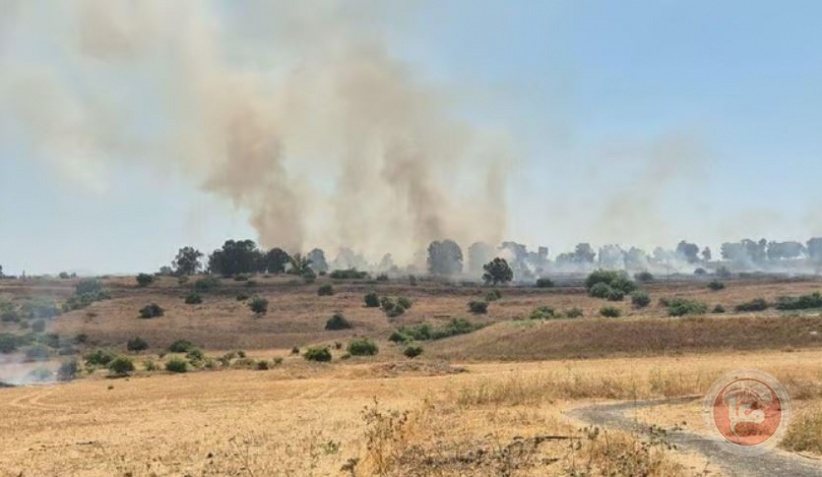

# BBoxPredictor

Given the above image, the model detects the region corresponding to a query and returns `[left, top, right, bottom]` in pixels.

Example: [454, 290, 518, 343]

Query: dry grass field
[1, 275, 821, 476]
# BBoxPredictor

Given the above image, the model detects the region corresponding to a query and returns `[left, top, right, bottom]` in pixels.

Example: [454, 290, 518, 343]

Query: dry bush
[782, 406, 822, 454]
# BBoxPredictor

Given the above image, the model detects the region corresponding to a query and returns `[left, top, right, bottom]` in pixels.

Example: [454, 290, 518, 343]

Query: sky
[1, 0, 821, 275]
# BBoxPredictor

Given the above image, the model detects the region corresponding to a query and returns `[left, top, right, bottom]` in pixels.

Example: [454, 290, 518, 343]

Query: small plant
[529, 306, 557, 320]
[144, 360, 159, 371]
[273, 357, 283, 365]
[485, 289, 503, 302]
[565, 307, 584, 318]
[290, 347, 299, 355]
[185, 347, 205, 363]
[136, 273, 155, 287]
[237, 350, 246, 358]
[775, 292, 822, 311]
[347, 338, 379, 356]
[169, 339, 194, 353]
[707, 280, 726, 291]
[662, 297, 709, 316]
[126, 337, 149, 352]
[735, 298, 769, 312]
[535, 277, 554, 288]
[712, 304, 726, 314]
[184, 293, 202, 305]
[304, 347, 332, 362]
[599, 306, 622, 318]
[325, 313, 353, 331]
[255, 360, 270, 371]
[235, 293, 249, 301]
[165, 358, 188, 373]
[249, 297, 269, 316]
[317, 284, 334, 296]
[468, 300, 488, 314]
[57, 359, 79, 381]
[193, 276, 220, 292]
[85, 348, 116, 366]
[108, 356, 135, 377]
[631, 291, 651, 308]
[403, 346, 423, 359]
[139, 303, 164, 319]
[364, 292, 380, 308]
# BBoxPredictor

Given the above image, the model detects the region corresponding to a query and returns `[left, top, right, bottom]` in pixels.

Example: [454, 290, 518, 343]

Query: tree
[208, 240, 264, 276]
[701, 247, 712, 262]
[427, 240, 463, 276]
[624, 247, 649, 270]
[136, 273, 154, 287]
[676, 241, 700, 264]
[809, 237, 822, 263]
[767, 241, 806, 261]
[108, 356, 135, 377]
[467, 242, 494, 275]
[127, 337, 149, 352]
[482, 258, 513, 285]
[0, 264, 3, 277]
[249, 297, 269, 316]
[263, 247, 291, 274]
[288, 253, 312, 275]
[574, 243, 596, 263]
[598, 245, 626, 269]
[307, 248, 328, 273]
[173, 247, 203, 276]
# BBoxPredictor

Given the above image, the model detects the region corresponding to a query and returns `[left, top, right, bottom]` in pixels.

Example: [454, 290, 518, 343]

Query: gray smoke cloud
[1, 0, 510, 264]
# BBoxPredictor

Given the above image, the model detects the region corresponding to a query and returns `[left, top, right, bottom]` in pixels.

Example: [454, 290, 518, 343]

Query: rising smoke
[1, 0, 510, 265]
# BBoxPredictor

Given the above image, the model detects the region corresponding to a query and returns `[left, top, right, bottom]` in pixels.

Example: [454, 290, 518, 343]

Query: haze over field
[1, 0, 821, 274]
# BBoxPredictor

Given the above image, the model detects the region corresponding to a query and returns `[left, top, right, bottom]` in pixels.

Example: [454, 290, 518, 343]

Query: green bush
[634, 271, 654, 283]
[589, 282, 614, 299]
[304, 347, 332, 362]
[468, 301, 488, 314]
[25, 344, 51, 361]
[376, 274, 389, 282]
[535, 278, 554, 288]
[599, 306, 622, 318]
[236, 293, 249, 301]
[75, 279, 104, 296]
[391, 318, 483, 343]
[185, 347, 205, 363]
[662, 298, 709, 316]
[485, 290, 503, 302]
[57, 359, 79, 381]
[631, 291, 651, 308]
[193, 276, 220, 292]
[325, 313, 352, 330]
[165, 358, 188, 373]
[108, 356, 135, 377]
[255, 360, 270, 371]
[565, 307, 584, 318]
[364, 292, 380, 308]
[184, 293, 203, 305]
[290, 347, 299, 355]
[0, 334, 21, 353]
[85, 348, 116, 366]
[735, 298, 769, 312]
[31, 319, 46, 333]
[139, 303, 164, 319]
[397, 297, 413, 310]
[529, 306, 557, 320]
[347, 338, 379, 356]
[318, 284, 334, 296]
[586, 270, 636, 295]
[136, 273, 155, 287]
[169, 339, 194, 353]
[707, 281, 726, 291]
[144, 360, 159, 371]
[329, 269, 368, 280]
[712, 304, 726, 314]
[126, 337, 149, 352]
[403, 346, 423, 359]
[775, 292, 822, 311]
[249, 297, 269, 316]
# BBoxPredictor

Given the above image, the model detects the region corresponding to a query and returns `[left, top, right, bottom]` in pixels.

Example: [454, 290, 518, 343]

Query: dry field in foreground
[1, 348, 820, 476]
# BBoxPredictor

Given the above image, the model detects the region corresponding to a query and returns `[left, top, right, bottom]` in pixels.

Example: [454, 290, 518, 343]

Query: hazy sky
[1, 0, 821, 275]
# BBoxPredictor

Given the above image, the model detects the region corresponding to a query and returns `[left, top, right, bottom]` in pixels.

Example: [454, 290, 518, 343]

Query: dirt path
[567, 397, 822, 477]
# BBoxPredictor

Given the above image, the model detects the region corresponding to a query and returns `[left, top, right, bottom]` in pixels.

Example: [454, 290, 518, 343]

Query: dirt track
[569, 397, 822, 477]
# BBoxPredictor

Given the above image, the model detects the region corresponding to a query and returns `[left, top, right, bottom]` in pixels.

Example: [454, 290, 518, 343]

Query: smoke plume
[1, 0, 510, 263]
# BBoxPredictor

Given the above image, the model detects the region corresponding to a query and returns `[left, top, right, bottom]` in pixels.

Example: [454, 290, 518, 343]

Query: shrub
[468, 301, 488, 314]
[249, 297, 269, 316]
[108, 356, 135, 377]
[233, 274, 249, 282]
[775, 292, 822, 311]
[169, 339, 194, 353]
[586, 270, 636, 295]
[317, 284, 334, 296]
[529, 306, 557, 320]
[663, 298, 709, 316]
[380, 296, 395, 311]
[136, 273, 155, 287]
[589, 282, 614, 299]
[193, 276, 220, 292]
[139, 303, 164, 319]
[165, 358, 188, 373]
[329, 269, 368, 280]
[712, 304, 726, 314]
[144, 360, 159, 372]
[631, 291, 651, 308]
[403, 346, 423, 359]
[392, 318, 483, 343]
[0, 334, 21, 353]
[735, 298, 769, 312]
[565, 307, 584, 318]
[347, 338, 379, 356]
[694, 267, 707, 275]
[535, 277, 554, 288]
[31, 319, 46, 333]
[716, 266, 732, 278]
[85, 348, 116, 366]
[184, 293, 203, 305]
[325, 313, 352, 330]
[304, 347, 332, 362]
[397, 297, 412, 309]
[273, 357, 283, 365]
[599, 306, 622, 318]
[485, 290, 503, 302]
[376, 274, 389, 282]
[177, 276, 189, 285]
[707, 281, 726, 291]
[409, 275, 418, 286]
[244, 280, 258, 288]
[255, 360, 270, 371]
[24, 344, 51, 361]
[75, 279, 104, 296]
[236, 293, 249, 301]
[185, 347, 205, 363]
[57, 359, 79, 381]
[290, 347, 299, 355]
[634, 271, 654, 283]
[364, 292, 380, 308]
[126, 337, 149, 352]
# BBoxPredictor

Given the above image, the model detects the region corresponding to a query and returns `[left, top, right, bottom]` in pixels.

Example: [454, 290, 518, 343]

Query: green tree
[427, 240, 464, 276]
[482, 258, 513, 285]
[173, 247, 204, 276]
[208, 240, 265, 276]
[264, 247, 291, 274]
[288, 253, 312, 275]
[307, 248, 328, 273]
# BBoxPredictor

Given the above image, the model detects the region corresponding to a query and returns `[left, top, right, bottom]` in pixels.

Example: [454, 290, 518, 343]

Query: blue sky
[1, 0, 821, 275]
